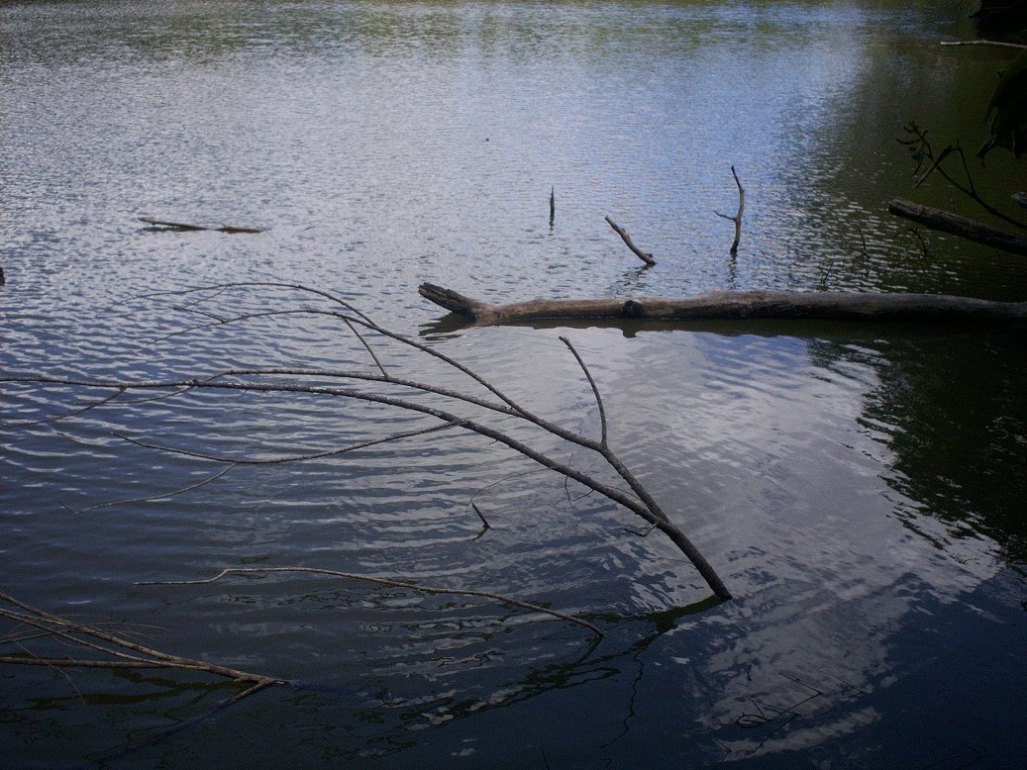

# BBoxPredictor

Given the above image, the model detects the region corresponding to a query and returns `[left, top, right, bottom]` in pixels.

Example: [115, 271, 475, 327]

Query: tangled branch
[2, 282, 732, 603]
[898, 122, 1027, 232]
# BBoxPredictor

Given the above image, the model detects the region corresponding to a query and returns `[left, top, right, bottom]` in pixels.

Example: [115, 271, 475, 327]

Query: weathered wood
[418, 283, 1027, 326]
[887, 198, 1027, 256]
[605, 216, 655, 266]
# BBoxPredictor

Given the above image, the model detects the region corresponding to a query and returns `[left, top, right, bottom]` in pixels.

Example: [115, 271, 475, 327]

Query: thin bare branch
[605, 216, 655, 266]
[0, 607, 154, 665]
[4, 281, 734, 601]
[343, 317, 389, 377]
[2, 352, 730, 599]
[714, 165, 745, 254]
[6, 386, 127, 427]
[0, 374, 658, 531]
[113, 421, 457, 466]
[0, 590, 283, 695]
[901, 128, 1027, 232]
[139, 286, 535, 418]
[559, 336, 608, 448]
[138, 566, 603, 638]
[471, 503, 492, 532]
[77, 463, 240, 512]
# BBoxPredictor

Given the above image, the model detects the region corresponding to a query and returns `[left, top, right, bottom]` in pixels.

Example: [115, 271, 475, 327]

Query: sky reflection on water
[2, 1, 1026, 767]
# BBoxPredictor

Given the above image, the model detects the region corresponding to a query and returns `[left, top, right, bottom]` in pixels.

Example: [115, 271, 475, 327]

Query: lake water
[2, 1, 1026, 767]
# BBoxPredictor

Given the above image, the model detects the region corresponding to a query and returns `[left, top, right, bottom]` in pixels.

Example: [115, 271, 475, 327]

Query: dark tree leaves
[980, 51, 1027, 159]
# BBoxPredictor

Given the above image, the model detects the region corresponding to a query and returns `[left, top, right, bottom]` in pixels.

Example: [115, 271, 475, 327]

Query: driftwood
[605, 216, 655, 266]
[139, 217, 263, 234]
[888, 199, 1027, 256]
[419, 283, 1027, 326]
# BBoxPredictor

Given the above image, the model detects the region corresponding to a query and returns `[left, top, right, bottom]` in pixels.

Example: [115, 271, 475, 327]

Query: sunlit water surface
[2, 1, 1026, 767]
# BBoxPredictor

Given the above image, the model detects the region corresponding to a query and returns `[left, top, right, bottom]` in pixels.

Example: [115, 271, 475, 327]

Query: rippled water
[2, 2, 1026, 767]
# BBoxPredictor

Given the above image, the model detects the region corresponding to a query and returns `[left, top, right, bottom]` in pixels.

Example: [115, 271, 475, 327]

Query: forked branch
[714, 165, 745, 255]
[2, 282, 733, 603]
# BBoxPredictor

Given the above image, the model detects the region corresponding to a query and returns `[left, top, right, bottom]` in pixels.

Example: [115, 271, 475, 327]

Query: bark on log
[887, 198, 1027, 256]
[419, 283, 1027, 326]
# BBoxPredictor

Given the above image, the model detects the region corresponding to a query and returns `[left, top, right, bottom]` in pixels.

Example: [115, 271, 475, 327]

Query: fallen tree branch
[137, 566, 602, 638]
[714, 165, 745, 254]
[0, 589, 283, 704]
[419, 283, 1027, 326]
[898, 126, 1027, 232]
[887, 198, 1027, 256]
[6, 369, 730, 600]
[3, 281, 734, 603]
[605, 216, 655, 266]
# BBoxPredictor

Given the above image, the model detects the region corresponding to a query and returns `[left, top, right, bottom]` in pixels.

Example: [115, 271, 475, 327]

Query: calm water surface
[2, 1, 1026, 767]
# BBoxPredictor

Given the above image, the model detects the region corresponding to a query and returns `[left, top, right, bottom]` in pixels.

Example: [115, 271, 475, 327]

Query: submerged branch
[77, 463, 239, 512]
[0, 589, 283, 700]
[138, 566, 603, 638]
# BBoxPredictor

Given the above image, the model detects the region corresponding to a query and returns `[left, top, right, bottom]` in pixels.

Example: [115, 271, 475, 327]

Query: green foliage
[979, 51, 1027, 159]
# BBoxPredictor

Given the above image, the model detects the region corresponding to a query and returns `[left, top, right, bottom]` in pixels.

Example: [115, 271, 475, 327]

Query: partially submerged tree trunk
[419, 283, 1027, 326]
[888, 198, 1027, 256]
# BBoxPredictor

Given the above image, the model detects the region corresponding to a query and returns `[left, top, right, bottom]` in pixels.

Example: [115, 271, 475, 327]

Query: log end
[419, 283, 487, 319]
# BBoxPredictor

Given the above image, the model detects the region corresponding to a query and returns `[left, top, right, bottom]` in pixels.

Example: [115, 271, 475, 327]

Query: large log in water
[419, 283, 1027, 326]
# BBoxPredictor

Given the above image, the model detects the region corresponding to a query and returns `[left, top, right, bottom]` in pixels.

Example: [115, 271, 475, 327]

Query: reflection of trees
[336, 598, 721, 763]
[808, 328, 1027, 562]
[770, 5, 1027, 297]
